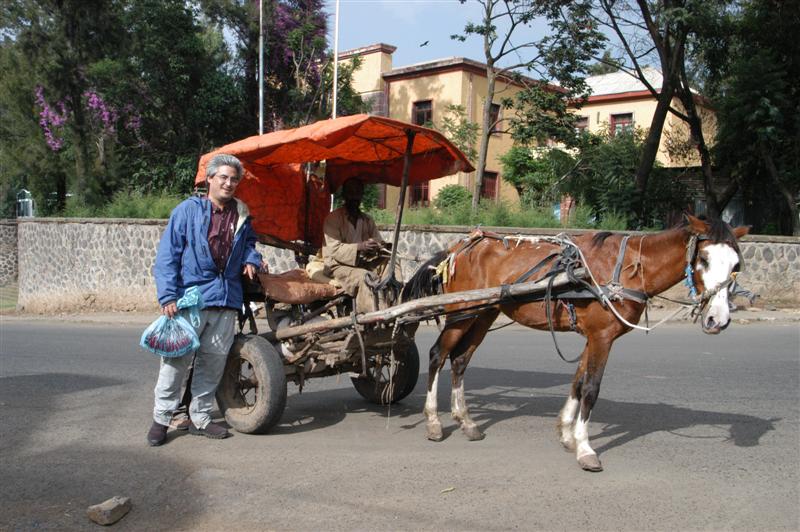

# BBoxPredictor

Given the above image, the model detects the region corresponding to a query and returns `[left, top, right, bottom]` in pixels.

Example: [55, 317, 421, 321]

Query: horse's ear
[683, 213, 708, 234]
[732, 225, 750, 239]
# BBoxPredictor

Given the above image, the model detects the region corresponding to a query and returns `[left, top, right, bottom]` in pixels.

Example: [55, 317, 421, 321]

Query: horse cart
[195, 115, 579, 435]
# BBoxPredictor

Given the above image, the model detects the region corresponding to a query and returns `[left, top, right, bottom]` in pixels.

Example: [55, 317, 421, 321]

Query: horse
[402, 214, 749, 472]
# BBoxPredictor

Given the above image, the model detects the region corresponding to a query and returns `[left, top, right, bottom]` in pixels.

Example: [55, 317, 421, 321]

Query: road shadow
[0, 372, 204, 530]
[442, 366, 779, 452]
[274, 366, 778, 455]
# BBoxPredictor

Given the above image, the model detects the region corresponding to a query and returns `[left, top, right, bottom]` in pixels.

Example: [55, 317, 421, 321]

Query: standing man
[147, 153, 262, 446]
[322, 178, 391, 313]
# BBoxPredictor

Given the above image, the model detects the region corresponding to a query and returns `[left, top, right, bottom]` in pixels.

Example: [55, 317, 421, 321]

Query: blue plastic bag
[139, 315, 200, 357]
[140, 287, 205, 357]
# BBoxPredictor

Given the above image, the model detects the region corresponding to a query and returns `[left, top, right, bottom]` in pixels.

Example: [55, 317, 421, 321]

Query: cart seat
[257, 270, 342, 304]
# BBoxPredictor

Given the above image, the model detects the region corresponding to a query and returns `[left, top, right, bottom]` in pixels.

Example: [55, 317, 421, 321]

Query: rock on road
[0, 316, 798, 530]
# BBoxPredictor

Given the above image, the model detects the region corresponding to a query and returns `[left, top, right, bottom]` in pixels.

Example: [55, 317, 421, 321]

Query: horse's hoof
[462, 424, 485, 441]
[578, 454, 603, 472]
[560, 438, 576, 452]
[426, 424, 443, 442]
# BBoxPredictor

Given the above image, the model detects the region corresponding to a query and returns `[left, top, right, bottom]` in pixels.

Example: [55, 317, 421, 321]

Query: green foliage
[709, 0, 800, 234]
[370, 201, 562, 229]
[556, 129, 687, 230]
[433, 184, 472, 211]
[500, 146, 575, 208]
[437, 105, 478, 163]
[58, 190, 183, 219]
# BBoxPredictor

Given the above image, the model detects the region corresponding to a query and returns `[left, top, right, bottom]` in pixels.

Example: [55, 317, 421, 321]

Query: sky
[321, 0, 553, 71]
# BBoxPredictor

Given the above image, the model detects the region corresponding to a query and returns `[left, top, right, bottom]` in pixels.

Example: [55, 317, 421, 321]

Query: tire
[351, 342, 420, 405]
[216, 334, 287, 434]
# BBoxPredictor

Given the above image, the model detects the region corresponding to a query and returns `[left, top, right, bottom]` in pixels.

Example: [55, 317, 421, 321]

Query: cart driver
[147, 153, 262, 446]
[322, 178, 392, 313]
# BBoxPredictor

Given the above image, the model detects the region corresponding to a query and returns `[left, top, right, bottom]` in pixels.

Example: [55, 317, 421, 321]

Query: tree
[590, 0, 743, 219]
[452, 0, 603, 211]
[199, 0, 362, 130]
[438, 104, 479, 164]
[586, 49, 622, 76]
[711, 0, 800, 234]
[0, 0, 251, 211]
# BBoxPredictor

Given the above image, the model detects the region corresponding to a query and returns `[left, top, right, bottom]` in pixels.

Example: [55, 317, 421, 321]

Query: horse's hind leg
[450, 311, 498, 441]
[561, 335, 612, 472]
[425, 320, 475, 441]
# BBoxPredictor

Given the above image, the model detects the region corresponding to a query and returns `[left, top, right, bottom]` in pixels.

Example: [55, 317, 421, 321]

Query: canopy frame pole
[370, 129, 415, 297]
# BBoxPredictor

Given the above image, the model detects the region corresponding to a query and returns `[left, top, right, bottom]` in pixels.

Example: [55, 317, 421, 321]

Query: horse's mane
[591, 231, 614, 248]
[401, 249, 448, 302]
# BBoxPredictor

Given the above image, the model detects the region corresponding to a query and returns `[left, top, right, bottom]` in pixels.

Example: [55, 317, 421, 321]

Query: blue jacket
[154, 196, 262, 309]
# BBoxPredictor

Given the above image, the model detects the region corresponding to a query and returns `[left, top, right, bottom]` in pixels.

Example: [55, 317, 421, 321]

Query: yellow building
[576, 67, 716, 168]
[340, 43, 540, 209]
[339, 45, 714, 208]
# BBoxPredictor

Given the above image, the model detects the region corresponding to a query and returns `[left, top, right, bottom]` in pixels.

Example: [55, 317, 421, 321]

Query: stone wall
[0, 220, 18, 286]
[12, 218, 800, 312]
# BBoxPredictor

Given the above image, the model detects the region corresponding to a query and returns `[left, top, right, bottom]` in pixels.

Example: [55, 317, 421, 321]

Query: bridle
[683, 233, 742, 321]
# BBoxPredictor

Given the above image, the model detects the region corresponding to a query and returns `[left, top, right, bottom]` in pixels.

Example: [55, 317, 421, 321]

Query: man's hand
[243, 263, 257, 280]
[357, 239, 382, 253]
[162, 301, 178, 319]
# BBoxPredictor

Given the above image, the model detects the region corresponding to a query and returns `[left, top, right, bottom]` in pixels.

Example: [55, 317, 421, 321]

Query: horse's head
[685, 214, 750, 334]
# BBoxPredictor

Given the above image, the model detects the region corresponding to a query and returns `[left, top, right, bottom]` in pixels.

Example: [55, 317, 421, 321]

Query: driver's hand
[243, 263, 257, 280]
[357, 239, 381, 253]
[162, 301, 178, 319]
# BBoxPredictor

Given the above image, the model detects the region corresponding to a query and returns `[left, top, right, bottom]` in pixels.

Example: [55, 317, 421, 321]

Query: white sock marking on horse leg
[558, 396, 579, 445]
[451, 379, 466, 422]
[424, 371, 440, 425]
[574, 415, 596, 459]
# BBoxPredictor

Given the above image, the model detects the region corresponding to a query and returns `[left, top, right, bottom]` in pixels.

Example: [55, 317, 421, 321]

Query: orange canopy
[195, 114, 475, 246]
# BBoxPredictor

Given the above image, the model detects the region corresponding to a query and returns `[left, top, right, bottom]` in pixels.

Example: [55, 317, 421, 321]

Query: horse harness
[438, 229, 740, 363]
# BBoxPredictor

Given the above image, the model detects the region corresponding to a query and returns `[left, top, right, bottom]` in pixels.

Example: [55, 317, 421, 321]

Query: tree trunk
[760, 141, 799, 236]
[472, 68, 496, 211]
[634, 81, 674, 219]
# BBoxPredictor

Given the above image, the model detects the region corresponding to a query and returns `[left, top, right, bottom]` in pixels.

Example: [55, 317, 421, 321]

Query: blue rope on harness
[684, 264, 698, 300]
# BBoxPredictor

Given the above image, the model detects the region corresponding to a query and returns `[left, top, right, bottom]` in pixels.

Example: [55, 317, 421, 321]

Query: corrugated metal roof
[585, 67, 663, 96]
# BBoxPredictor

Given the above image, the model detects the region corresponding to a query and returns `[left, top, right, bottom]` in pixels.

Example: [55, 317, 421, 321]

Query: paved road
[1, 317, 798, 530]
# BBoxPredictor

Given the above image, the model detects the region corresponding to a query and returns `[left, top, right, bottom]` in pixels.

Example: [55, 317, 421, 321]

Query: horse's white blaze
[574, 415, 595, 459]
[698, 243, 739, 329]
[424, 371, 440, 421]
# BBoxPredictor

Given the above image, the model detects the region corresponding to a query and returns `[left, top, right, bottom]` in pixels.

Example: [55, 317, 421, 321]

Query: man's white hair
[206, 154, 243, 181]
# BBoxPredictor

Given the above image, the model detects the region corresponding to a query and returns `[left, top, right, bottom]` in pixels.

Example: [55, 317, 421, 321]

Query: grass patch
[369, 202, 625, 230]
[0, 282, 18, 311]
[60, 191, 183, 219]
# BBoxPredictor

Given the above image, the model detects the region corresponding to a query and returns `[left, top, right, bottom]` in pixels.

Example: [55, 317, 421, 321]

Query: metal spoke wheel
[351, 342, 420, 405]
[216, 334, 287, 434]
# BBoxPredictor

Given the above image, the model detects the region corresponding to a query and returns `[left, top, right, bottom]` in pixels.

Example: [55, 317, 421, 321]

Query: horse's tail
[401, 250, 449, 302]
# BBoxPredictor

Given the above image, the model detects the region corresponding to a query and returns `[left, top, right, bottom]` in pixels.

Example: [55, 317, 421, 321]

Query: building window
[489, 103, 501, 134]
[412, 100, 432, 126]
[610, 113, 633, 136]
[410, 180, 429, 207]
[575, 116, 589, 132]
[481, 172, 498, 200]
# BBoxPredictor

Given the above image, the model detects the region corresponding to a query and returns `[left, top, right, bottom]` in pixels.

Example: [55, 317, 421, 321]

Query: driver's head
[342, 178, 364, 213]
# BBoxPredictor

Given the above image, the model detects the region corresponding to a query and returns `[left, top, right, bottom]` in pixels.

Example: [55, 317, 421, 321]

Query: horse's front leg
[564, 336, 612, 472]
[450, 311, 497, 441]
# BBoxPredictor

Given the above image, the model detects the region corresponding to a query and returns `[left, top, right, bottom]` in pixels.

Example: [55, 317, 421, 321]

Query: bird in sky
[419, 40, 429, 47]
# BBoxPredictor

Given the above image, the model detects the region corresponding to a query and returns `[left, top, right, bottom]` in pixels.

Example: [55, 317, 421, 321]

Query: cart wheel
[351, 342, 420, 405]
[216, 334, 287, 434]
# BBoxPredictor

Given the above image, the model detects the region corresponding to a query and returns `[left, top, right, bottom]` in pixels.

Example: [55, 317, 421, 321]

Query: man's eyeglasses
[214, 174, 241, 184]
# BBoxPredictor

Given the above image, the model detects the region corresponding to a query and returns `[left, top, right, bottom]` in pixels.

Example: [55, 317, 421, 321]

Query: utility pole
[332, 0, 340, 119]
[258, 0, 265, 134]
